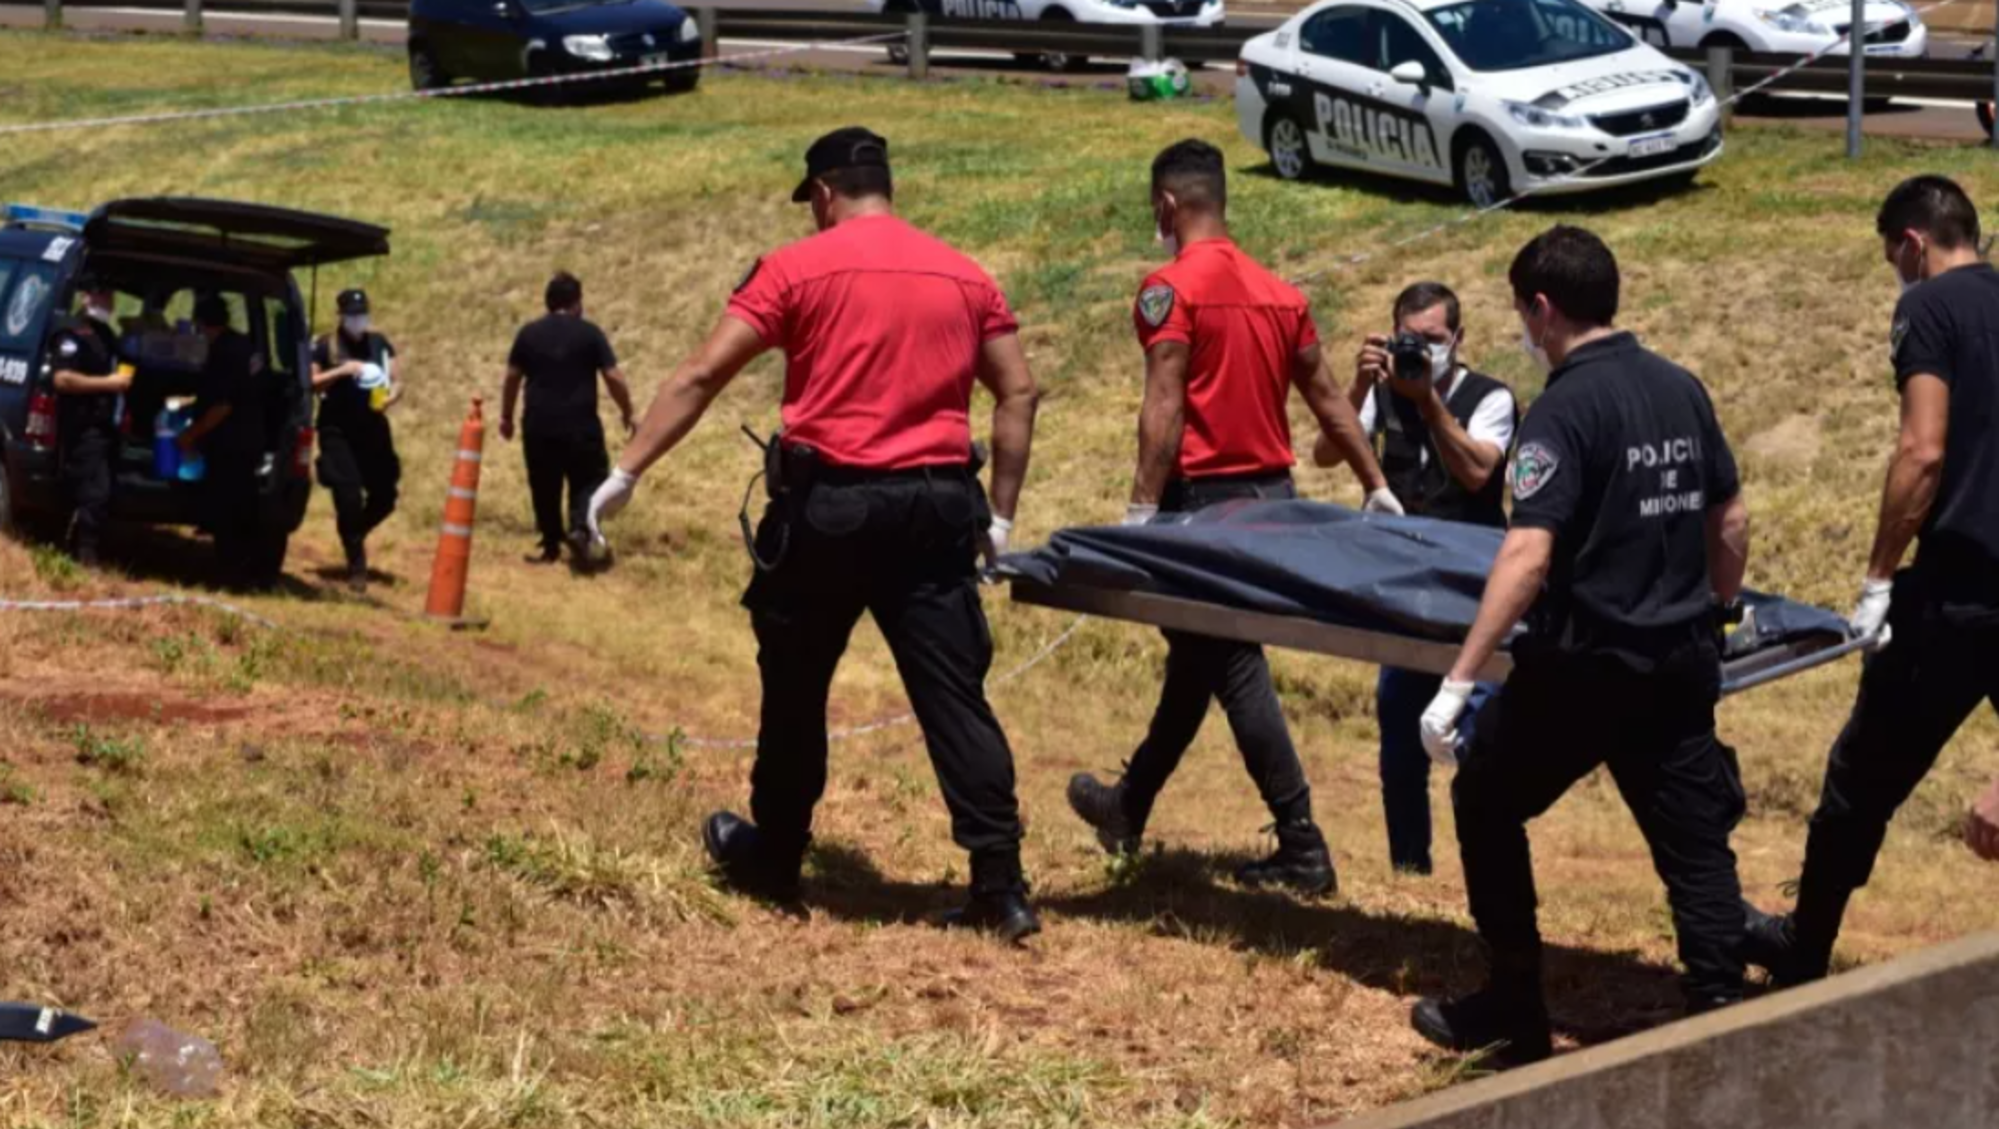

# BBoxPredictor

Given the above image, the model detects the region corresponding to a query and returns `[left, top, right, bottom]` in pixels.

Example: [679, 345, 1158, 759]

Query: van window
[0, 263, 58, 350]
[263, 297, 297, 376]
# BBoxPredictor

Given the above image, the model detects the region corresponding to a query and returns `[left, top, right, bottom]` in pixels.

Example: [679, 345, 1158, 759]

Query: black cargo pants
[62, 423, 117, 558]
[1790, 569, 1999, 965]
[1452, 640, 1748, 1004]
[522, 422, 608, 552]
[740, 465, 1027, 895]
[318, 419, 401, 557]
[1119, 472, 1314, 832]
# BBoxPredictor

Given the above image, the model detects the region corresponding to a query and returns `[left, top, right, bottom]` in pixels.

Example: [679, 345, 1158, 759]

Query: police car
[1579, 0, 1925, 58]
[1237, 0, 1723, 206]
[871, 0, 1223, 70]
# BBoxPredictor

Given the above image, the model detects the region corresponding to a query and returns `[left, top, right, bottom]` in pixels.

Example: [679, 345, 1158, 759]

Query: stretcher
[1001, 500, 1866, 697]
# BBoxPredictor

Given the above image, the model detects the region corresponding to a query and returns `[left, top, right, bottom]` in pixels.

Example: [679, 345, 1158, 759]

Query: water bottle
[152, 408, 180, 480]
[358, 363, 391, 413]
[112, 1018, 224, 1098]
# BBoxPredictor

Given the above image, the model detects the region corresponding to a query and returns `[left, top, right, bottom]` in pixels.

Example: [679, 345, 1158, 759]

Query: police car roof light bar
[4, 203, 89, 232]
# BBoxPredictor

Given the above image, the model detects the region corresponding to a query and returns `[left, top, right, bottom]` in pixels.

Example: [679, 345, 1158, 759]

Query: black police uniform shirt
[311, 331, 396, 435]
[1506, 332, 1740, 669]
[193, 329, 269, 462]
[1890, 262, 1999, 589]
[52, 316, 121, 431]
[507, 314, 617, 437]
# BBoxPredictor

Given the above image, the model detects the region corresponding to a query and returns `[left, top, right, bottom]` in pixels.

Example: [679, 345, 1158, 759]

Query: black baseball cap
[337, 288, 370, 315]
[791, 127, 890, 203]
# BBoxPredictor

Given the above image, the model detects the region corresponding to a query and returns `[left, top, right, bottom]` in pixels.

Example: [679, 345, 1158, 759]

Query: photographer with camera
[1315, 282, 1516, 876]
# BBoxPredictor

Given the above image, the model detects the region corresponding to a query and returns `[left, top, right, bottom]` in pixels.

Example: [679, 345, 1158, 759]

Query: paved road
[0, 2, 1989, 142]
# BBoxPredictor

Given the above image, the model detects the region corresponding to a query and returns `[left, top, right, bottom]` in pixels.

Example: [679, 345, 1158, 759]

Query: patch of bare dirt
[1, 689, 251, 726]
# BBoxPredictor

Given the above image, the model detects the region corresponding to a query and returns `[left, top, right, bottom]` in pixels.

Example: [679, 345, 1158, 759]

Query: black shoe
[525, 544, 562, 565]
[942, 890, 1042, 944]
[1684, 992, 1744, 1017]
[702, 811, 800, 903]
[1066, 772, 1141, 855]
[1741, 902, 1825, 987]
[1235, 820, 1337, 897]
[73, 545, 101, 569]
[1410, 987, 1553, 1067]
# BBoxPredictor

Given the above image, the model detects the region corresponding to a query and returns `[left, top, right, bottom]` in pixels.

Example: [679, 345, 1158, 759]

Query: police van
[1236, 0, 1723, 206]
[0, 199, 389, 574]
[870, 0, 1223, 70]
[1576, 0, 1926, 58]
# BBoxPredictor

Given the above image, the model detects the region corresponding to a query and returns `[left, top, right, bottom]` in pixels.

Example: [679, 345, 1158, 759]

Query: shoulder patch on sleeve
[1889, 316, 1910, 361]
[1137, 284, 1176, 329]
[1511, 441, 1559, 500]
[734, 258, 763, 294]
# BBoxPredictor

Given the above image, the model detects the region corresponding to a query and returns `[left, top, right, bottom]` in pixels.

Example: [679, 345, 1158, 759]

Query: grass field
[1, 28, 1998, 1128]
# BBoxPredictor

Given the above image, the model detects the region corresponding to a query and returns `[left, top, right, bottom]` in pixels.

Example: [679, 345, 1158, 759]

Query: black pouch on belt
[738, 427, 820, 573]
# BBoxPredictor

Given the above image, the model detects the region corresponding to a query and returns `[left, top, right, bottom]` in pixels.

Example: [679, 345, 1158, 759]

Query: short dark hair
[1393, 281, 1461, 334]
[820, 164, 893, 202]
[1877, 175, 1980, 250]
[1508, 225, 1618, 327]
[545, 271, 582, 313]
[193, 293, 232, 329]
[1151, 139, 1226, 212]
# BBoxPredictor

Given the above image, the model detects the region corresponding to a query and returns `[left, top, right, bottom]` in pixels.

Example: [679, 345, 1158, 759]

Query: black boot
[1066, 772, 1141, 855]
[1741, 901, 1829, 988]
[1411, 948, 1552, 1067]
[1235, 819, 1337, 897]
[343, 539, 368, 594]
[942, 850, 1042, 944]
[702, 811, 801, 903]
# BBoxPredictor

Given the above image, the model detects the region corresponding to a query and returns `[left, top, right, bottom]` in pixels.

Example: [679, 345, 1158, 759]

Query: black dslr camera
[1388, 331, 1429, 383]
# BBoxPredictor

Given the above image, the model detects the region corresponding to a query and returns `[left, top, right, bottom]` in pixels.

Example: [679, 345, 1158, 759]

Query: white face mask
[85, 303, 113, 324]
[1519, 323, 1551, 374]
[1156, 223, 1180, 260]
[1426, 341, 1454, 383]
[342, 315, 371, 337]
[1894, 237, 1923, 295]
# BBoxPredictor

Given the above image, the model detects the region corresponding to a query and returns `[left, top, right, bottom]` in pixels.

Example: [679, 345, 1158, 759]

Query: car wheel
[888, 43, 911, 64]
[409, 42, 448, 91]
[1455, 132, 1511, 209]
[1697, 31, 1748, 50]
[1039, 8, 1084, 71]
[0, 458, 19, 542]
[1265, 113, 1316, 181]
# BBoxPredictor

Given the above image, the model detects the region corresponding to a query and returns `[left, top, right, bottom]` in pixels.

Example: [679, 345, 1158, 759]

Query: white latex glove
[981, 514, 1013, 572]
[587, 468, 639, 543]
[1122, 503, 1159, 527]
[1419, 679, 1475, 769]
[1850, 577, 1894, 653]
[1363, 487, 1405, 516]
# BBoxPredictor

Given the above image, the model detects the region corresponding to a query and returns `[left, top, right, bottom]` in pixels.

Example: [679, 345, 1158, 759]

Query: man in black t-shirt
[180, 295, 276, 589]
[1409, 227, 1753, 1065]
[1746, 176, 1999, 984]
[311, 288, 403, 593]
[49, 279, 133, 567]
[501, 272, 635, 565]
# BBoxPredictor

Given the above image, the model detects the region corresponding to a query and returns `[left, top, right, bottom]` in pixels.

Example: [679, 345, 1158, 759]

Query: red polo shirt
[726, 213, 1018, 469]
[1133, 238, 1318, 478]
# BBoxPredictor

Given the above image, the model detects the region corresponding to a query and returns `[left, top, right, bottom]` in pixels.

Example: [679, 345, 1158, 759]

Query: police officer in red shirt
[1066, 140, 1402, 896]
[588, 128, 1044, 940]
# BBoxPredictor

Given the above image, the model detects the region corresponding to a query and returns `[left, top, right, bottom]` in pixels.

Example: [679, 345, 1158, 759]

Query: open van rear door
[84, 198, 390, 272]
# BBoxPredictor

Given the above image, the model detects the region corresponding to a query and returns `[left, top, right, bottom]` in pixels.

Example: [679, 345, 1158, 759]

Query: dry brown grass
[0, 28, 1995, 1128]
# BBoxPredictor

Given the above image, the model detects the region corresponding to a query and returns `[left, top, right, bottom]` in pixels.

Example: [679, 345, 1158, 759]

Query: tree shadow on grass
[798, 840, 1686, 1049]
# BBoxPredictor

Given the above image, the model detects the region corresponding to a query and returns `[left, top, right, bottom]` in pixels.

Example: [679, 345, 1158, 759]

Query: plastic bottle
[358, 363, 392, 413]
[153, 408, 180, 480]
[112, 1018, 223, 1098]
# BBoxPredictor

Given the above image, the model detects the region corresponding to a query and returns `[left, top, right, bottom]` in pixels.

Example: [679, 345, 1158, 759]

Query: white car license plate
[1628, 133, 1676, 158]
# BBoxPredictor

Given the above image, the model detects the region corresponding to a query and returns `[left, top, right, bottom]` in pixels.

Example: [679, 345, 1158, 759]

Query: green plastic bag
[1127, 58, 1191, 102]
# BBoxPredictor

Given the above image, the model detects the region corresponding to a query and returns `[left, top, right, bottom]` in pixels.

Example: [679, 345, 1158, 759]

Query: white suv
[1578, 0, 1926, 58]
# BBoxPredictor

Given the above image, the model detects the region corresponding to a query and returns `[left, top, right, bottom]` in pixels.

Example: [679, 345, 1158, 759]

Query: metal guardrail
[19, 0, 1999, 106]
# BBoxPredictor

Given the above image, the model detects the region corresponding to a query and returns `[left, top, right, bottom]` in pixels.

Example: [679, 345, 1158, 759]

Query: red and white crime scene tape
[0, 593, 277, 628]
[0, 30, 913, 136]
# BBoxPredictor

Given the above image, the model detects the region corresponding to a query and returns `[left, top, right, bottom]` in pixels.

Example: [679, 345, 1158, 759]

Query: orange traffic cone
[425, 398, 486, 623]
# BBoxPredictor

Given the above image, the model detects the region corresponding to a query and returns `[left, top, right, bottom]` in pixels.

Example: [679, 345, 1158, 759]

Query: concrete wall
[1332, 932, 1999, 1129]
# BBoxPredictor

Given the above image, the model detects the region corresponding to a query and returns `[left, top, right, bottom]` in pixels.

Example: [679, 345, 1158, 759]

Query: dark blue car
[407, 0, 703, 95]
